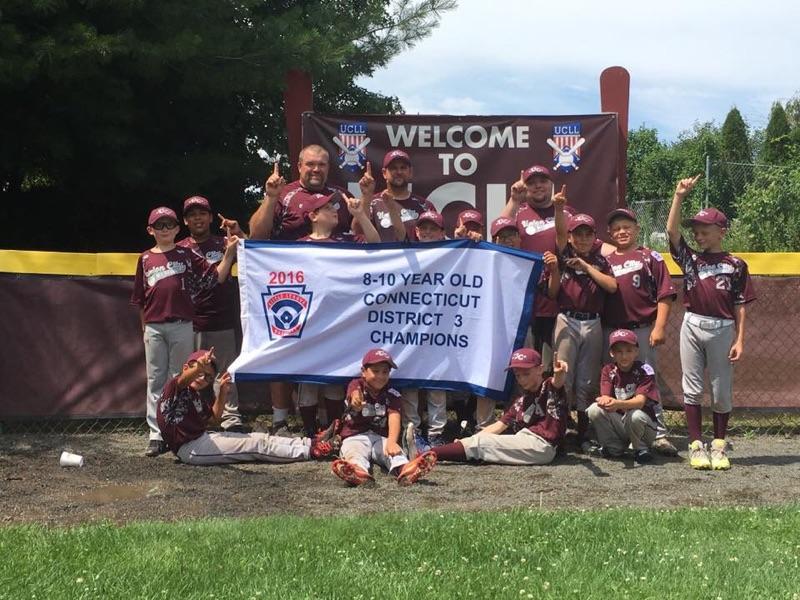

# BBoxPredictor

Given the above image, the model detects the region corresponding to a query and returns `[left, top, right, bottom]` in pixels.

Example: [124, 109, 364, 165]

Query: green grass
[2, 508, 800, 599]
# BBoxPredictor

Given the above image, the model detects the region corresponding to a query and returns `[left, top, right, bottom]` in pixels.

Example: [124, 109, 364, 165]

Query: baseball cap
[148, 207, 178, 226]
[567, 213, 596, 232]
[362, 348, 398, 369]
[183, 195, 212, 214]
[458, 209, 484, 227]
[505, 348, 543, 370]
[491, 217, 518, 237]
[683, 207, 728, 229]
[186, 349, 218, 372]
[300, 191, 341, 217]
[608, 329, 639, 348]
[522, 164, 552, 182]
[417, 210, 444, 229]
[382, 149, 412, 169]
[607, 207, 638, 225]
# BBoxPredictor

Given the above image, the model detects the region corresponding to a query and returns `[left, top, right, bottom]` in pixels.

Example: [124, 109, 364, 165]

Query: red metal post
[283, 69, 314, 180]
[600, 66, 630, 206]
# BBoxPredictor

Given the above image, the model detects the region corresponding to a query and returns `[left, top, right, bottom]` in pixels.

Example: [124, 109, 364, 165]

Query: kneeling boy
[587, 329, 663, 464]
[157, 349, 334, 465]
[431, 348, 568, 465]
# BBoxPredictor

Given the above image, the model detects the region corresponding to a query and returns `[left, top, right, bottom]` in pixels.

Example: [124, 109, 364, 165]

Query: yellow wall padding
[1, 249, 798, 277]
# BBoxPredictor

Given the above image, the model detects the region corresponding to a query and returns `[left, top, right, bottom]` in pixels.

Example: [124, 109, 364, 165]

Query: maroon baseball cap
[417, 210, 444, 229]
[567, 213, 596, 232]
[607, 207, 638, 225]
[299, 191, 341, 217]
[608, 329, 639, 348]
[362, 348, 397, 369]
[458, 209, 484, 227]
[186, 349, 218, 371]
[522, 164, 552, 182]
[148, 207, 178, 226]
[491, 217, 518, 237]
[183, 195, 212, 214]
[683, 207, 728, 229]
[505, 348, 543, 370]
[382, 149, 412, 169]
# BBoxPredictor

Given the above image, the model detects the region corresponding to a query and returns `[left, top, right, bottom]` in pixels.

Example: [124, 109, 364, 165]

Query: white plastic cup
[59, 451, 85, 467]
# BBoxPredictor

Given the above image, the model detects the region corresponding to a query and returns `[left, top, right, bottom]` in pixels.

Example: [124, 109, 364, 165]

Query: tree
[717, 107, 752, 215]
[761, 102, 792, 165]
[0, 0, 456, 251]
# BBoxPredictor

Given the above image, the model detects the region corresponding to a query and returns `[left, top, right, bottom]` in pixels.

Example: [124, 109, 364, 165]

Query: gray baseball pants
[553, 313, 602, 411]
[459, 429, 556, 465]
[679, 312, 736, 413]
[176, 431, 310, 465]
[587, 403, 658, 453]
[340, 431, 409, 474]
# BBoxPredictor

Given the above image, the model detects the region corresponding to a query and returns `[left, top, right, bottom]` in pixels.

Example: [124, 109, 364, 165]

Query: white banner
[229, 240, 542, 400]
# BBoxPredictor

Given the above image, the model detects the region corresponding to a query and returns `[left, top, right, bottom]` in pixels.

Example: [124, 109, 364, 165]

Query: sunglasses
[151, 221, 179, 230]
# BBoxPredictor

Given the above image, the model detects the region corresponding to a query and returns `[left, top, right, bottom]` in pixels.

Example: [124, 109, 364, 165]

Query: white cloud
[358, 0, 800, 140]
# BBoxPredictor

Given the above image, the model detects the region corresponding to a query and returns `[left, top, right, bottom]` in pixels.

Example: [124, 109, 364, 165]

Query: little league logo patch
[262, 285, 314, 340]
[333, 122, 371, 172]
[546, 122, 585, 173]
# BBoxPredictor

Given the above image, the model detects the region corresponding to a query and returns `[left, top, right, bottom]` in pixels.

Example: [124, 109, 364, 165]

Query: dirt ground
[1, 430, 799, 526]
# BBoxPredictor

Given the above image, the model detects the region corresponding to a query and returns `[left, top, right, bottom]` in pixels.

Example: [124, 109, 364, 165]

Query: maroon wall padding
[1, 273, 797, 418]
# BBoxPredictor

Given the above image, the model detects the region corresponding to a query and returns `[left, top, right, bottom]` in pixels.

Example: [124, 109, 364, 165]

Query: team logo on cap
[262, 285, 314, 340]
[511, 352, 528, 362]
[333, 122, 371, 173]
[546, 122, 585, 173]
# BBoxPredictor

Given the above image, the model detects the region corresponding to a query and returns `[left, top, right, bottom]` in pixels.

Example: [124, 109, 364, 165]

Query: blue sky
[357, 0, 799, 141]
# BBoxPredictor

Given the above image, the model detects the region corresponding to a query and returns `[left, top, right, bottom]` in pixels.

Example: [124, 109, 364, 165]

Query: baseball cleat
[651, 437, 679, 457]
[709, 438, 731, 470]
[145, 440, 168, 457]
[634, 449, 654, 464]
[331, 460, 373, 486]
[397, 450, 437, 486]
[310, 420, 341, 459]
[688, 440, 711, 470]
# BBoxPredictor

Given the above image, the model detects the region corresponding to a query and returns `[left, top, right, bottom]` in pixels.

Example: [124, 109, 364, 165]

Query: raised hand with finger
[358, 161, 376, 205]
[510, 169, 527, 204]
[264, 161, 286, 201]
[552, 351, 568, 389]
[553, 184, 567, 209]
[674, 174, 702, 198]
[218, 213, 245, 238]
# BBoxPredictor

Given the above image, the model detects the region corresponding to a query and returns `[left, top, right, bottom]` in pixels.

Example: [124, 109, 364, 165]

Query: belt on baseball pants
[615, 321, 654, 330]
[561, 310, 600, 321]
[684, 312, 734, 330]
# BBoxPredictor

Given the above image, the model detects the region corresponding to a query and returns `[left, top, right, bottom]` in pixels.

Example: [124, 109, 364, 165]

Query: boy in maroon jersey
[331, 349, 437, 487]
[603, 207, 678, 456]
[178, 195, 245, 433]
[294, 191, 382, 436]
[547, 189, 618, 450]
[453, 209, 485, 242]
[157, 348, 334, 464]
[490, 217, 521, 249]
[587, 329, 664, 464]
[131, 207, 238, 456]
[667, 175, 756, 470]
[432, 348, 568, 465]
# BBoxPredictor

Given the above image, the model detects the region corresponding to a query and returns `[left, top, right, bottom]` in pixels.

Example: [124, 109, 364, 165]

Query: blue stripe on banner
[233, 372, 512, 402]
[505, 255, 543, 399]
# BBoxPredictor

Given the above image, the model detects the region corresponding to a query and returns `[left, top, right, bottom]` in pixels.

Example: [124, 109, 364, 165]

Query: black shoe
[270, 420, 295, 438]
[634, 449, 654, 464]
[145, 440, 168, 457]
[224, 424, 249, 434]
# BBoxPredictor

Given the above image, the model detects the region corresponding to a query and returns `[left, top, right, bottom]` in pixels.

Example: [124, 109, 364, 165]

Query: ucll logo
[333, 122, 371, 173]
[547, 122, 585, 173]
[262, 285, 314, 340]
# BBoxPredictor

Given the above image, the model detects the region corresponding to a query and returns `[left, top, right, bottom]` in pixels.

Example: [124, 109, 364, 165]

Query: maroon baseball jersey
[549, 240, 613, 314]
[669, 236, 756, 319]
[272, 180, 352, 240]
[131, 246, 218, 324]
[515, 203, 575, 318]
[177, 236, 237, 332]
[340, 377, 403, 439]
[369, 192, 435, 241]
[603, 247, 676, 327]
[297, 232, 365, 243]
[499, 378, 567, 445]
[600, 361, 660, 423]
[157, 376, 213, 453]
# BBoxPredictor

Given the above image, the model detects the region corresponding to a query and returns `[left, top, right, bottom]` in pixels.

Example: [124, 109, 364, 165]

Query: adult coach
[500, 165, 573, 364]
[249, 144, 352, 241]
[368, 149, 435, 241]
